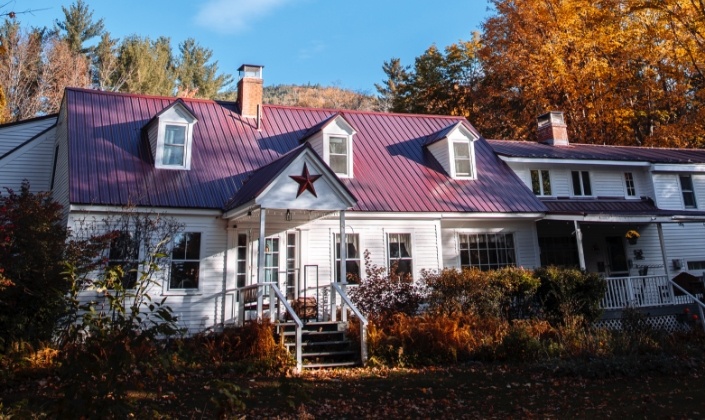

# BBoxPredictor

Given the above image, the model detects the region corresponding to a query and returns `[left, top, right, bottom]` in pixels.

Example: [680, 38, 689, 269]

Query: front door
[605, 236, 629, 276]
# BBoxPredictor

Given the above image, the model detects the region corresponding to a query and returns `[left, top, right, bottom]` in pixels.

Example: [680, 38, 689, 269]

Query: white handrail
[331, 282, 368, 365]
[669, 280, 705, 332]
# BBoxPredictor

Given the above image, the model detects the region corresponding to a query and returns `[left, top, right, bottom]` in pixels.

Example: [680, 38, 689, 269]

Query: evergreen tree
[115, 35, 175, 96]
[54, 0, 105, 54]
[174, 38, 233, 98]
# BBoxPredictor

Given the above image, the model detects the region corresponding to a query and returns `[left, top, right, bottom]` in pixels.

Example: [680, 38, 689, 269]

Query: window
[453, 142, 473, 177]
[263, 237, 279, 283]
[162, 124, 187, 166]
[459, 233, 516, 271]
[680, 175, 697, 208]
[107, 231, 140, 289]
[571, 171, 592, 196]
[169, 232, 201, 289]
[236, 233, 247, 288]
[335, 233, 361, 283]
[624, 172, 636, 197]
[687, 260, 705, 271]
[329, 136, 348, 175]
[530, 169, 551, 196]
[285, 233, 296, 299]
[388, 233, 413, 278]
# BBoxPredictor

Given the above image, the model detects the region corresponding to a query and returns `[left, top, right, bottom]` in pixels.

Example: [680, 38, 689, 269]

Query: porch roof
[541, 197, 705, 219]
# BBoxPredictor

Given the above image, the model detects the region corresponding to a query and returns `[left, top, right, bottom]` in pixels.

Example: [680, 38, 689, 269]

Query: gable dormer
[144, 100, 198, 170]
[425, 122, 479, 179]
[301, 113, 356, 178]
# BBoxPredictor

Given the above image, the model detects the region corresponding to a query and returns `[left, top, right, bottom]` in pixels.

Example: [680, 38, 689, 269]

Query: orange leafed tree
[478, 0, 703, 147]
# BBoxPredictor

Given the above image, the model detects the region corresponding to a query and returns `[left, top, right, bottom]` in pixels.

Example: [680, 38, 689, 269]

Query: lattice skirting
[595, 314, 692, 332]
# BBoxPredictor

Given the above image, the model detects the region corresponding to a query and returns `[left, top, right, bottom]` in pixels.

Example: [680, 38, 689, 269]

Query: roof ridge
[65, 87, 225, 105]
[262, 103, 469, 120]
[488, 138, 705, 152]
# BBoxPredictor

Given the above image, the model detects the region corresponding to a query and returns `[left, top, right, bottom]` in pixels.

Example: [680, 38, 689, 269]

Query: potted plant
[625, 229, 640, 245]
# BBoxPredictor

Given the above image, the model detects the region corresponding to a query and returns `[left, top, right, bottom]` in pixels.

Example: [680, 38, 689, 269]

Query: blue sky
[10, 0, 493, 93]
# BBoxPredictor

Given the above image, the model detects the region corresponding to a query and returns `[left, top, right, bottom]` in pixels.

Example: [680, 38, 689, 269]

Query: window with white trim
[624, 172, 636, 197]
[329, 136, 349, 175]
[388, 233, 413, 279]
[530, 169, 551, 196]
[235, 233, 247, 288]
[453, 141, 473, 178]
[162, 124, 187, 166]
[335, 233, 361, 283]
[571, 171, 592, 196]
[459, 233, 516, 271]
[680, 175, 697, 208]
[107, 231, 140, 289]
[169, 232, 201, 290]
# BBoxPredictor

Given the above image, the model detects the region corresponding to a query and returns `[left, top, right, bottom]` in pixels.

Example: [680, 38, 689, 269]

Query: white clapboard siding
[0, 126, 56, 192]
[590, 170, 625, 196]
[694, 174, 705, 210]
[69, 211, 228, 334]
[53, 108, 71, 216]
[662, 223, 705, 277]
[0, 116, 57, 155]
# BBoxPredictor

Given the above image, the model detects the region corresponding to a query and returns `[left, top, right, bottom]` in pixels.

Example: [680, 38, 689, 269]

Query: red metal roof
[489, 139, 705, 163]
[65, 88, 546, 213]
[542, 197, 705, 217]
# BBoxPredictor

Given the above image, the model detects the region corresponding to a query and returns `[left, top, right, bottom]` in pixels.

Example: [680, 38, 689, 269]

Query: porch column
[257, 208, 266, 320]
[339, 210, 347, 322]
[574, 220, 586, 270]
[657, 222, 671, 282]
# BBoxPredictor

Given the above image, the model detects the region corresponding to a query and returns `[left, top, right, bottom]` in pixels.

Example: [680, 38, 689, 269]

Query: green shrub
[423, 266, 539, 320]
[534, 266, 606, 326]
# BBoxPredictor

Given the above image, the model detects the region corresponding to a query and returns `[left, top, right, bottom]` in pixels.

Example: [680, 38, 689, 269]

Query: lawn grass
[3, 359, 705, 418]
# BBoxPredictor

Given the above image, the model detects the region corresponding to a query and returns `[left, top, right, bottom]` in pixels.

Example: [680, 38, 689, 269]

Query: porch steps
[275, 321, 361, 369]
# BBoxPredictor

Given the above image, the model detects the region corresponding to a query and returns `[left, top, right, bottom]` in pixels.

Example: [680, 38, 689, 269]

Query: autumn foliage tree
[0, 182, 67, 350]
[379, 0, 705, 148]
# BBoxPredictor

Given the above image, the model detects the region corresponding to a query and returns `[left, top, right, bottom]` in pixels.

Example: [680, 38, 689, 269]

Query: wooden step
[302, 350, 356, 358]
[303, 360, 359, 369]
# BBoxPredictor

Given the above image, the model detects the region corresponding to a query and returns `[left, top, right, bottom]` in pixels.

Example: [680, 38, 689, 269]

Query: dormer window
[163, 124, 187, 166]
[301, 113, 356, 178]
[144, 99, 197, 170]
[453, 141, 473, 177]
[329, 135, 349, 175]
[425, 122, 478, 180]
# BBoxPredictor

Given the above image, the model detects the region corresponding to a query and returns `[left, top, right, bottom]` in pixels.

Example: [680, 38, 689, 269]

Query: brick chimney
[237, 64, 264, 118]
[537, 111, 569, 146]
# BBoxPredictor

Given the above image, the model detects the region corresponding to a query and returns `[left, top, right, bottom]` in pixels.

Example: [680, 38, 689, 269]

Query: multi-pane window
[680, 175, 697, 208]
[530, 169, 551, 196]
[162, 124, 187, 166]
[329, 136, 348, 175]
[459, 233, 516, 271]
[263, 237, 280, 283]
[453, 142, 472, 177]
[335, 233, 361, 283]
[169, 232, 201, 289]
[388, 233, 413, 278]
[285, 233, 296, 299]
[624, 172, 636, 197]
[107, 231, 140, 289]
[235, 234, 247, 288]
[571, 171, 592, 196]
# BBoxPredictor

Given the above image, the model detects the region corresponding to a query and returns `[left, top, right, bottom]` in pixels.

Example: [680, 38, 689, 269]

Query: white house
[3, 65, 705, 367]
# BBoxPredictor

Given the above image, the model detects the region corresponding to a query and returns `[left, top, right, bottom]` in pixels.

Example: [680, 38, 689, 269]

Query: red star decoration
[289, 163, 322, 198]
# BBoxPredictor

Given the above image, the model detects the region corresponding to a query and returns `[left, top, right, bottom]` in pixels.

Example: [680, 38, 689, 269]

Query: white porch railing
[602, 275, 704, 310]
